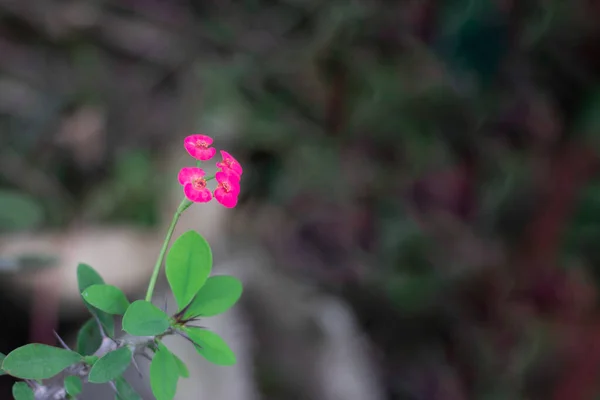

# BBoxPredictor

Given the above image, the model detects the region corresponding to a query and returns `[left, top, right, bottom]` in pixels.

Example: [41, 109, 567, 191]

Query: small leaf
[185, 328, 236, 366]
[150, 343, 179, 400]
[183, 275, 243, 318]
[166, 230, 213, 311]
[2, 344, 83, 379]
[64, 375, 82, 397]
[12, 382, 34, 400]
[173, 354, 189, 378]
[77, 263, 115, 336]
[84, 355, 99, 365]
[76, 318, 103, 356]
[115, 376, 142, 400]
[77, 263, 104, 290]
[122, 300, 171, 336]
[88, 347, 132, 383]
[0, 352, 5, 376]
[82, 284, 130, 315]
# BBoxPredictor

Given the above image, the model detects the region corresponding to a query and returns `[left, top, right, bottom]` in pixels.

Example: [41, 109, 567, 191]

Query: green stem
[145, 198, 191, 302]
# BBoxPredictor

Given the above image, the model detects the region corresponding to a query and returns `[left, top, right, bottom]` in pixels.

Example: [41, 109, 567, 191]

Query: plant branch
[29, 330, 174, 400]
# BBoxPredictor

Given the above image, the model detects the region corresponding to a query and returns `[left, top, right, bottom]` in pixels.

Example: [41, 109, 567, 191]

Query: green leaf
[81, 284, 130, 315]
[150, 343, 179, 400]
[185, 328, 236, 366]
[88, 347, 132, 383]
[12, 382, 34, 400]
[122, 300, 171, 336]
[77, 263, 104, 290]
[183, 275, 243, 318]
[77, 263, 115, 336]
[0, 190, 44, 233]
[84, 355, 99, 365]
[0, 352, 5, 376]
[2, 344, 83, 380]
[173, 354, 189, 378]
[166, 230, 213, 311]
[115, 376, 142, 400]
[76, 318, 103, 356]
[64, 375, 82, 397]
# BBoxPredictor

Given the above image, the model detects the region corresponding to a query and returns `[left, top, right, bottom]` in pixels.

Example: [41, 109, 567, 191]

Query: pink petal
[185, 146, 216, 161]
[215, 170, 239, 184]
[184, 184, 212, 203]
[200, 146, 217, 161]
[217, 167, 241, 183]
[214, 187, 239, 208]
[184, 135, 216, 161]
[184, 134, 214, 146]
[178, 167, 205, 186]
[215, 165, 242, 181]
[219, 150, 243, 176]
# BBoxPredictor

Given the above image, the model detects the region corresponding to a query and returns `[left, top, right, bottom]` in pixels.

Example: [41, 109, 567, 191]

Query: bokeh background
[3, 0, 600, 399]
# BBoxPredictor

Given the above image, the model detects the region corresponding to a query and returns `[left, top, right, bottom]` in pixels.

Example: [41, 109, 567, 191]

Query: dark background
[3, 0, 600, 399]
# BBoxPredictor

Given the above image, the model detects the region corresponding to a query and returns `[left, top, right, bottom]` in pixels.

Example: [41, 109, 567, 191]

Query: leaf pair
[167, 230, 243, 319]
[80, 275, 174, 335]
[80, 266, 172, 337]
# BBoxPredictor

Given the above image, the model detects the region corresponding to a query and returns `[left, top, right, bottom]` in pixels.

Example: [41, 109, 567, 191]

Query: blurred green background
[3, 0, 600, 399]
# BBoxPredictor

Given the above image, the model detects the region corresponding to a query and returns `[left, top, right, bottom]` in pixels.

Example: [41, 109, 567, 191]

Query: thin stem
[145, 197, 191, 302]
[53, 331, 71, 351]
[93, 314, 108, 339]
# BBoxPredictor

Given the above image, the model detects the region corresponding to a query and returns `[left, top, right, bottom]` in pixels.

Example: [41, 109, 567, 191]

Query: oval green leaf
[173, 354, 189, 378]
[183, 275, 243, 318]
[115, 376, 142, 400]
[0, 352, 5, 376]
[64, 375, 82, 397]
[2, 344, 83, 380]
[185, 328, 236, 366]
[76, 318, 103, 356]
[150, 343, 179, 400]
[77, 263, 104, 291]
[82, 284, 130, 315]
[12, 382, 34, 400]
[77, 264, 115, 336]
[166, 230, 213, 311]
[122, 300, 171, 336]
[88, 346, 132, 383]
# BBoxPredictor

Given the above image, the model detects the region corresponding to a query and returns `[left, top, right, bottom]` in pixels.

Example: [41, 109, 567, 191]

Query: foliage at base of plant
[1, 135, 244, 400]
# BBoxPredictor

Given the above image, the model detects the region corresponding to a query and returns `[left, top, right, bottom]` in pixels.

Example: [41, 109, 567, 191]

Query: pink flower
[184, 134, 217, 161]
[178, 167, 212, 203]
[216, 150, 243, 178]
[214, 170, 240, 208]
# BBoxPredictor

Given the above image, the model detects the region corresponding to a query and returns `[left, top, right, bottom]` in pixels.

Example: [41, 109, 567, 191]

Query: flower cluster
[178, 134, 242, 208]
